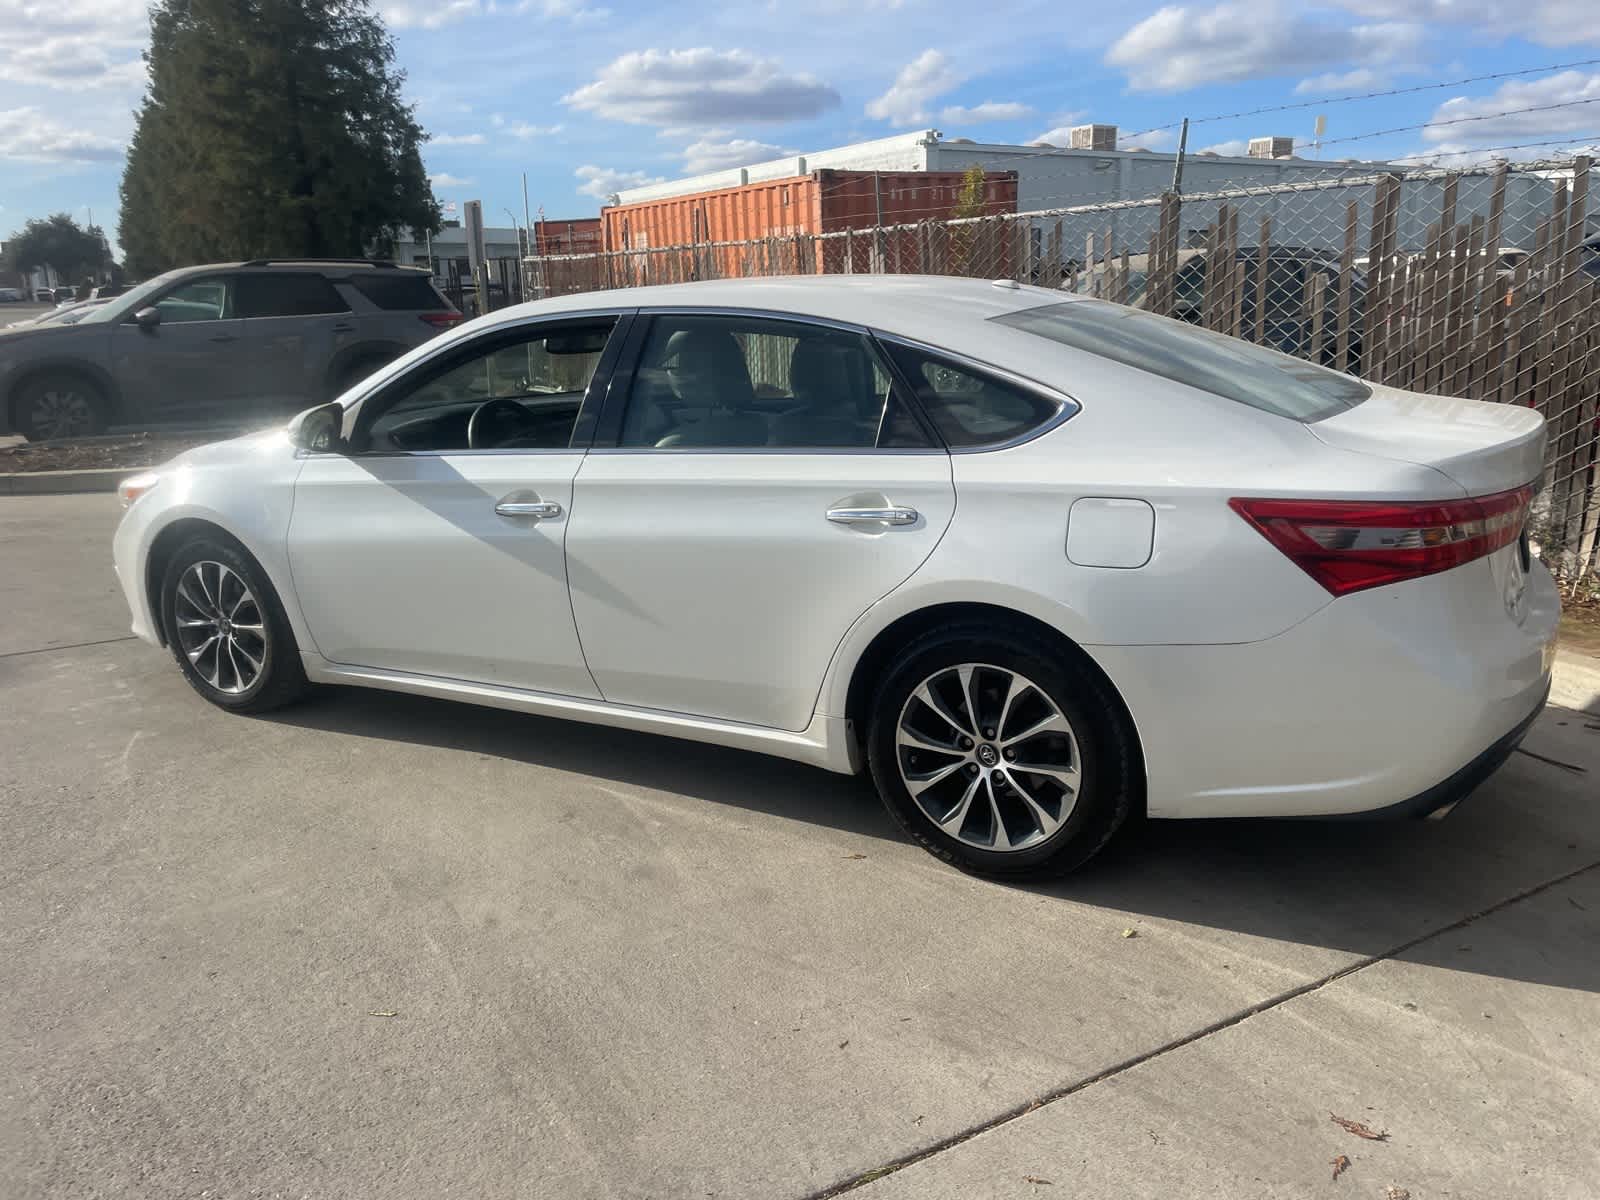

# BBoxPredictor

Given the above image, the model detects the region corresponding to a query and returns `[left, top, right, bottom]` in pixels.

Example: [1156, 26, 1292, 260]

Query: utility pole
[872, 172, 885, 272]
[1170, 117, 1189, 196]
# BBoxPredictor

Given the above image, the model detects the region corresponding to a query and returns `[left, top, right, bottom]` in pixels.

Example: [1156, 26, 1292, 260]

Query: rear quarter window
[992, 299, 1368, 422]
[347, 273, 452, 311]
[882, 341, 1065, 449]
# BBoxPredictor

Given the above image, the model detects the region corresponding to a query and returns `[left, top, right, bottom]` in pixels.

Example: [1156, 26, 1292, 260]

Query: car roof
[167, 259, 430, 277]
[493, 275, 1072, 341]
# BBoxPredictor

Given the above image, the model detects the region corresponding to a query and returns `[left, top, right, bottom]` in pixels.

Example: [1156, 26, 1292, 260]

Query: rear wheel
[14, 372, 108, 441]
[159, 537, 309, 713]
[866, 624, 1137, 879]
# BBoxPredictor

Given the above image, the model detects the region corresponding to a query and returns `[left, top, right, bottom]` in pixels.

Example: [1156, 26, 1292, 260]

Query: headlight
[118, 472, 160, 510]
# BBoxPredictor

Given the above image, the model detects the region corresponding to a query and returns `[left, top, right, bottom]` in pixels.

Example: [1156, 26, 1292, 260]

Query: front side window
[235, 273, 349, 318]
[883, 342, 1063, 449]
[361, 320, 615, 452]
[619, 314, 924, 449]
[152, 277, 233, 324]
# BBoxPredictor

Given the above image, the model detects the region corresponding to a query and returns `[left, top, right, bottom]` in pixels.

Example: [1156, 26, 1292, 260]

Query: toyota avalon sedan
[112, 275, 1559, 878]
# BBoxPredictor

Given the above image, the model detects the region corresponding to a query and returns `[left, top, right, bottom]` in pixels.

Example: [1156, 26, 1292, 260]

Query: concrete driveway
[3, 493, 1597, 1199]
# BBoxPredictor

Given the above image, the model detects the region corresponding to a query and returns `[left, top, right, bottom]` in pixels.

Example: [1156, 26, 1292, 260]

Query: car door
[286, 313, 627, 697]
[109, 273, 246, 424]
[232, 272, 360, 418]
[564, 311, 956, 733]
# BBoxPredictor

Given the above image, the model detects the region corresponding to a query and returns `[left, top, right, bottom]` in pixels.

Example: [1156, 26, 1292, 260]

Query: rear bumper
[1326, 678, 1548, 821]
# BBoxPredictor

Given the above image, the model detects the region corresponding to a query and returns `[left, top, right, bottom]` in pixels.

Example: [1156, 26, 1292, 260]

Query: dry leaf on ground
[1384, 1187, 1411, 1200]
[1330, 1113, 1390, 1140]
[1330, 1154, 1351, 1181]
[1023, 1176, 1053, 1186]
[1120, 928, 1138, 938]
[842, 853, 867, 860]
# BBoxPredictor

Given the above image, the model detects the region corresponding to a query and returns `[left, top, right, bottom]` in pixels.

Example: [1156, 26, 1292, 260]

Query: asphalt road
[2, 492, 1598, 1199]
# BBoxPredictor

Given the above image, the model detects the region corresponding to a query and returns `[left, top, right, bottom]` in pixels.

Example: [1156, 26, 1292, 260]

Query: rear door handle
[827, 506, 918, 526]
[209, 334, 236, 343]
[495, 499, 562, 519]
[331, 323, 355, 333]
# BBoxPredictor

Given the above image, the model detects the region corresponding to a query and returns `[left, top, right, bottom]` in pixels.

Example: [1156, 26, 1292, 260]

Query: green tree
[3, 214, 110, 281]
[119, 0, 439, 275]
[949, 164, 989, 276]
[952, 164, 988, 221]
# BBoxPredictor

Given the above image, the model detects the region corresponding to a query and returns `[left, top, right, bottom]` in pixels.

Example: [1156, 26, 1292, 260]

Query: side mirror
[288, 402, 345, 453]
[134, 305, 161, 329]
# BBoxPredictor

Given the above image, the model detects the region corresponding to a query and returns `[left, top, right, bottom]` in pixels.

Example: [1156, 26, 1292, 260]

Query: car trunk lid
[1306, 382, 1545, 496]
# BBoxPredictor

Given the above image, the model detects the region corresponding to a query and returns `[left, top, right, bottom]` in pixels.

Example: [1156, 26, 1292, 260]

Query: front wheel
[160, 537, 309, 713]
[14, 372, 108, 441]
[866, 625, 1137, 879]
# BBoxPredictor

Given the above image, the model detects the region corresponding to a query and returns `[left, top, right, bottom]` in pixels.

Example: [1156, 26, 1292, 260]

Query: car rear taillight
[1229, 485, 1533, 596]
[420, 312, 463, 328]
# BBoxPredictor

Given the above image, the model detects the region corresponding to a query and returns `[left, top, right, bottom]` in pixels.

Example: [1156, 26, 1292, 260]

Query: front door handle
[827, 506, 918, 526]
[331, 323, 355, 333]
[495, 499, 562, 519]
[209, 334, 236, 343]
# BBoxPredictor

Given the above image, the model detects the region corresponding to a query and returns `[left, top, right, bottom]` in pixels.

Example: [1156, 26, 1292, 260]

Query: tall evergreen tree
[119, 0, 439, 275]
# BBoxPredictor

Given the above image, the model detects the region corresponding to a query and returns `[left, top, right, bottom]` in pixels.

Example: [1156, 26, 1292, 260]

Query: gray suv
[0, 259, 461, 441]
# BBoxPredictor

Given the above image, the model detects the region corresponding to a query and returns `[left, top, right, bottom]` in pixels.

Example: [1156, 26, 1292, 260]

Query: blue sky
[2, 0, 1597, 254]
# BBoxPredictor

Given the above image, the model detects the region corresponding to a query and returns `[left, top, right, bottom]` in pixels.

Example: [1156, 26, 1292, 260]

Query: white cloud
[680, 137, 787, 173]
[1330, 1, 1597, 48]
[1295, 67, 1384, 95]
[0, 107, 122, 162]
[939, 101, 1033, 124]
[1106, 2, 1420, 92]
[431, 132, 486, 145]
[866, 50, 959, 126]
[1423, 70, 1600, 144]
[576, 163, 666, 200]
[505, 0, 609, 19]
[382, 0, 480, 28]
[1122, 128, 1176, 150]
[429, 171, 476, 187]
[0, 0, 145, 39]
[1196, 139, 1251, 156]
[506, 121, 562, 138]
[0, 36, 146, 89]
[1393, 138, 1600, 167]
[564, 48, 839, 127]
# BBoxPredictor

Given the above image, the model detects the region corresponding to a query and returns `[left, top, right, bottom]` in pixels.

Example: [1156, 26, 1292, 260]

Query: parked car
[0, 287, 23, 303]
[88, 284, 129, 300]
[6, 299, 111, 330]
[53, 286, 77, 305]
[1074, 245, 1367, 369]
[0, 259, 461, 440]
[33, 288, 54, 304]
[111, 276, 1557, 879]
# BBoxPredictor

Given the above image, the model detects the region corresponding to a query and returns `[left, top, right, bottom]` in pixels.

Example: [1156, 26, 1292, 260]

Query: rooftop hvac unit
[1248, 136, 1295, 159]
[1070, 124, 1118, 151]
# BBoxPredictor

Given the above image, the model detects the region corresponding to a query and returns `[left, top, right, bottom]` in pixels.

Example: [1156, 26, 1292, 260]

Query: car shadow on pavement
[262, 687, 1600, 995]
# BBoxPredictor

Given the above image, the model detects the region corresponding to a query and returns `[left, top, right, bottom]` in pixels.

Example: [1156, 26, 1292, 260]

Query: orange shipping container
[600, 168, 1019, 271]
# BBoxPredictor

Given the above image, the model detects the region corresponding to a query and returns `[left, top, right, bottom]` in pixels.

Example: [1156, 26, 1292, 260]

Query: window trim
[333, 310, 633, 458]
[874, 331, 1080, 453]
[587, 306, 943, 455]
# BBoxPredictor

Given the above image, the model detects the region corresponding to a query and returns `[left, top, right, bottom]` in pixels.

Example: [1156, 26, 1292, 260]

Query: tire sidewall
[160, 537, 292, 711]
[866, 627, 1131, 877]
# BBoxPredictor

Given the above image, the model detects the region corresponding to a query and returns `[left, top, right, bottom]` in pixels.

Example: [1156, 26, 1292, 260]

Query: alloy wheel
[29, 387, 95, 440]
[895, 663, 1082, 852]
[174, 561, 267, 695]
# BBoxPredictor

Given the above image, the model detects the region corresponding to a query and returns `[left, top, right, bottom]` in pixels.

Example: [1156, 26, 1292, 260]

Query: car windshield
[992, 299, 1370, 422]
[77, 270, 189, 324]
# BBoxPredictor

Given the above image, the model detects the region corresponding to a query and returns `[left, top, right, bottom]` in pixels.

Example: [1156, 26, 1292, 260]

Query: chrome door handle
[827, 506, 918, 526]
[495, 500, 562, 519]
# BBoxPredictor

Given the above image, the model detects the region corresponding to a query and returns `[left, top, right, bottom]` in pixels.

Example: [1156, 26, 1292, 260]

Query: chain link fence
[526, 157, 1600, 585]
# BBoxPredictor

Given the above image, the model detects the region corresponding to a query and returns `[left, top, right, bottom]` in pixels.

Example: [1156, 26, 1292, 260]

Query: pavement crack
[1514, 746, 1588, 773]
[0, 635, 136, 659]
[804, 857, 1600, 1199]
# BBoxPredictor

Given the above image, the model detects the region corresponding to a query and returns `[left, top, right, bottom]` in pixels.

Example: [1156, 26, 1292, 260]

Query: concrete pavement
[1, 493, 1596, 1198]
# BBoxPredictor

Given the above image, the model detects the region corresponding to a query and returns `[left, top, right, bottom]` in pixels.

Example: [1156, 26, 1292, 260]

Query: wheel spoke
[231, 636, 262, 674]
[1001, 712, 1072, 747]
[905, 758, 968, 796]
[176, 580, 208, 615]
[1002, 769, 1068, 834]
[914, 681, 974, 738]
[185, 633, 219, 664]
[1010, 761, 1080, 791]
[230, 621, 265, 634]
[995, 672, 1029, 741]
[956, 665, 981, 734]
[935, 773, 984, 835]
[897, 724, 964, 755]
[985, 777, 1011, 850]
[177, 617, 214, 629]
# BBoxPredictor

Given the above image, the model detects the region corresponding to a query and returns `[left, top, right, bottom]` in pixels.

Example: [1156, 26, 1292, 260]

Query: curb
[1, 468, 126, 496]
[1552, 648, 1600, 716]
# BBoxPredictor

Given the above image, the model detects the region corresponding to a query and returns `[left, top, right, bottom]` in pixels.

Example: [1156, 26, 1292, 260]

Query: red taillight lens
[1229, 485, 1533, 596]
[420, 312, 463, 328]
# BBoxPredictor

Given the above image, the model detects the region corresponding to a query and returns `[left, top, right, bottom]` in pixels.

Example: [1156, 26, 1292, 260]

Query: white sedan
[112, 276, 1559, 878]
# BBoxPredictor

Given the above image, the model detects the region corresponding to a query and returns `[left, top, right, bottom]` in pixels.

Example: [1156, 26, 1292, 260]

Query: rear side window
[993, 300, 1368, 422]
[235, 274, 349, 318]
[883, 342, 1062, 449]
[347, 273, 451, 311]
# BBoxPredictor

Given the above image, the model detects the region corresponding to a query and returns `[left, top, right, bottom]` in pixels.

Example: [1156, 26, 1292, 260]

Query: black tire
[865, 623, 1137, 879]
[13, 372, 108, 441]
[159, 535, 310, 714]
